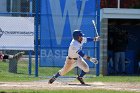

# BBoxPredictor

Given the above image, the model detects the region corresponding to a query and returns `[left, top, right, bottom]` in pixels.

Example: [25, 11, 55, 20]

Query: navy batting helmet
[73, 30, 84, 40]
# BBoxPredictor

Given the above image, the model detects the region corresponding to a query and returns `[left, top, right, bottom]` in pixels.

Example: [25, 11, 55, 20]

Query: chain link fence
[0, 0, 98, 80]
[0, 0, 40, 78]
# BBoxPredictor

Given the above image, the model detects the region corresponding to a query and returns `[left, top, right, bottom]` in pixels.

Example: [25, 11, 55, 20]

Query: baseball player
[0, 51, 24, 61]
[48, 30, 100, 84]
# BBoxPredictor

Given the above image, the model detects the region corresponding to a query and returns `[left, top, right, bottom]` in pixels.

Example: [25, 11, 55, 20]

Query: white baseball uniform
[59, 37, 89, 76]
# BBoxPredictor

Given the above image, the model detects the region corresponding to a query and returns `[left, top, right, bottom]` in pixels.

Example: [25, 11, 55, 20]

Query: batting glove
[90, 58, 98, 64]
[94, 36, 100, 41]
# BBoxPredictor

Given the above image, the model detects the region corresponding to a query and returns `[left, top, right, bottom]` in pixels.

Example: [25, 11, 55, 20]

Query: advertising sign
[0, 17, 34, 50]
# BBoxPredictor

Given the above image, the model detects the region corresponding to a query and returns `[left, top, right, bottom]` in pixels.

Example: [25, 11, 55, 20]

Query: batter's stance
[48, 30, 100, 84]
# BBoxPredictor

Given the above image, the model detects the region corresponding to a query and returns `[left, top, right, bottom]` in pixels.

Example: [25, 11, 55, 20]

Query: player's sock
[79, 70, 86, 77]
[48, 72, 60, 84]
[54, 72, 60, 78]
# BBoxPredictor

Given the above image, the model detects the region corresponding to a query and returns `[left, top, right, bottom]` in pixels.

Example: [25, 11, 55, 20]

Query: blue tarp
[40, 0, 98, 67]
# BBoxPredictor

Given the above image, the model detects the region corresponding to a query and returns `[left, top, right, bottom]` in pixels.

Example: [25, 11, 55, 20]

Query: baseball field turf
[0, 61, 140, 93]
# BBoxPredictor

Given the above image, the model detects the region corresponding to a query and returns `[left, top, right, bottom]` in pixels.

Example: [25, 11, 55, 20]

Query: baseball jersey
[68, 37, 87, 58]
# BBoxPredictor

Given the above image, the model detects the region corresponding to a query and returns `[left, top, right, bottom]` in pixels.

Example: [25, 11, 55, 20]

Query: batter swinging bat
[92, 20, 99, 37]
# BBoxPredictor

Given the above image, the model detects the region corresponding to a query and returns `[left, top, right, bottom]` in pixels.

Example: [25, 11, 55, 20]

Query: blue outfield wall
[40, 0, 99, 68]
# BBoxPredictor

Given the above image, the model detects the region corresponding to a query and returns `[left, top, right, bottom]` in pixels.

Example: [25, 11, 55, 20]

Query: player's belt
[68, 56, 77, 60]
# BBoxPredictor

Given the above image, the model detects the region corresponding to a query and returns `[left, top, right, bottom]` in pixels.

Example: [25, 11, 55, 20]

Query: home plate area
[0, 78, 139, 92]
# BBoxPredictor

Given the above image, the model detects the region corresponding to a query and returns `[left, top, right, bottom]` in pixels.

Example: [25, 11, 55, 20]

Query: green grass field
[0, 61, 140, 93]
[0, 61, 140, 82]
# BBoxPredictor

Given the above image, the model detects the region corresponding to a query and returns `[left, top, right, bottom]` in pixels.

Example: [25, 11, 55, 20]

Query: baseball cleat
[48, 76, 56, 84]
[76, 76, 85, 85]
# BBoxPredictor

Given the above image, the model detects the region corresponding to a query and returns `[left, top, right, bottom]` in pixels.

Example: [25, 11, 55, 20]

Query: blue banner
[40, 0, 98, 67]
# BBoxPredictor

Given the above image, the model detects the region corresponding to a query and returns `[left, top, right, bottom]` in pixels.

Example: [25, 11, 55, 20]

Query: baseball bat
[92, 20, 99, 37]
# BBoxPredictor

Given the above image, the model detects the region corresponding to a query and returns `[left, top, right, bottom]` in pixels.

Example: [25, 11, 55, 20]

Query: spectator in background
[0, 51, 24, 61]
[108, 30, 114, 74]
[113, 27, 128, 74]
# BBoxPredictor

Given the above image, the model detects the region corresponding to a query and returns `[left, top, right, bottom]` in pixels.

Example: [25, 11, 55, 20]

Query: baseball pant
[59, 56, 89, 76]
[114, 52, 125, 73]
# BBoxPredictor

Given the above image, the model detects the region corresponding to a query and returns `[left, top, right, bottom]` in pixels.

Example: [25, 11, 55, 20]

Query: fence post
[28, 51, 32, 75]
[96, 0, 100, 76]
[35, 0, 39, 77]
[28, 0, 33, 75]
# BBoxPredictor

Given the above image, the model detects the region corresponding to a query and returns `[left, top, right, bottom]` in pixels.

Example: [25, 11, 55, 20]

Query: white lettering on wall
[49, 0, 87, 45]
[41, 49, 91, 58]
